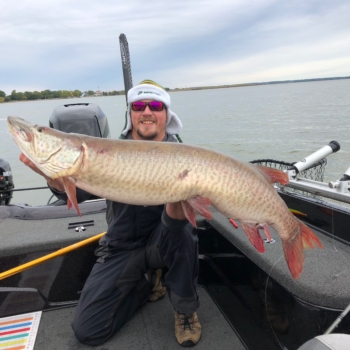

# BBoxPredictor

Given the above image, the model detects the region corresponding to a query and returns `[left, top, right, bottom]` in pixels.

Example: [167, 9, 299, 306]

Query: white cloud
[0, 0, 350, 94]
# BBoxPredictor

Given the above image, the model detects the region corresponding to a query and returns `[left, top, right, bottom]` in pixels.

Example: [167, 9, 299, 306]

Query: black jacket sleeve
[48, 184, 99, 203]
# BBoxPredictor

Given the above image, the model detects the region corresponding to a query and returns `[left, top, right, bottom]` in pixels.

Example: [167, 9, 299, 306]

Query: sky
[1, 0, 350, 94]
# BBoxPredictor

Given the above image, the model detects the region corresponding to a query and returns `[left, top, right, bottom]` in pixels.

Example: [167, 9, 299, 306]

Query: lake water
[1, 79, 350, 205]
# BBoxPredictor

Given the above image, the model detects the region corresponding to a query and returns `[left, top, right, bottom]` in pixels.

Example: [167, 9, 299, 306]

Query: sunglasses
[131, 101, 165, 112]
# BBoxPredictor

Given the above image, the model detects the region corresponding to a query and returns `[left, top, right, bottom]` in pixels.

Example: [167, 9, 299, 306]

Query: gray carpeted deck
[34, 287, 246, 350]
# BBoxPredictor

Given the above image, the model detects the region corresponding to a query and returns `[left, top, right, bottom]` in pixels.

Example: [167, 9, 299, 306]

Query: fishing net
[250, 158, 327, 197]
[250, 158, 327, 182]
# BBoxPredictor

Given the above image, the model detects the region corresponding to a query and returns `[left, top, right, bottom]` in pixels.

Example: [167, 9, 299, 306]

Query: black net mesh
[250, 158, 327, 182]
[250, 158, 327, 198]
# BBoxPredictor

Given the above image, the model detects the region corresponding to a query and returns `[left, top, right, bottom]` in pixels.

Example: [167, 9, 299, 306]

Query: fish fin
[299, 221, 323, 249]
[181, 200, 197, 228]
[187, 196, 213, 220]
[241, 222, 265, 252]
[229, 218, 239, 228]
[261, 224, 272, 241]
[255, 165, 289, 185]
[62, 177, 82, 217]
[282, 220, 323, 279]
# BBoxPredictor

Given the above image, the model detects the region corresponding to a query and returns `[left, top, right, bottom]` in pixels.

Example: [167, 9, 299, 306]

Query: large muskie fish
[7, 116, 323, 278]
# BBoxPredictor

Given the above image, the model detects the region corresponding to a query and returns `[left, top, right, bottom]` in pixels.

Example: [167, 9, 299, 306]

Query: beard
[136, 127, 158, 140]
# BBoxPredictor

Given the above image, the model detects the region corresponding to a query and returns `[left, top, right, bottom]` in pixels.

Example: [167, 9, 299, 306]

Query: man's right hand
[19, 153, 65, 192]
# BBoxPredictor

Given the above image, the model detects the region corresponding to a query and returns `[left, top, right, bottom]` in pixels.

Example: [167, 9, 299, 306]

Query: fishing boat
[1, 35, 350, 350]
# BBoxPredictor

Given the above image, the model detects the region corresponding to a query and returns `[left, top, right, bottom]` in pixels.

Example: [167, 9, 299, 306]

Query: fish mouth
[7, 116, 34, 142]
[8, 116, 33, 128]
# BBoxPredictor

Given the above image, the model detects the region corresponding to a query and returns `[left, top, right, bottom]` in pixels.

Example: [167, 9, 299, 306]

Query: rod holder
[292, 141, 340, 174]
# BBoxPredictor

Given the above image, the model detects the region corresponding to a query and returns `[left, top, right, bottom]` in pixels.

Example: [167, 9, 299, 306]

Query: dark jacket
[101, 132, 178, 249]
[50, 132, 178, 249]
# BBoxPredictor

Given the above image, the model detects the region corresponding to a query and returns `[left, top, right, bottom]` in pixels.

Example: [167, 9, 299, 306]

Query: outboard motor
[48, 103, 110, 206]
[0, 158, 14, 205]
[49, 103, 111, 138]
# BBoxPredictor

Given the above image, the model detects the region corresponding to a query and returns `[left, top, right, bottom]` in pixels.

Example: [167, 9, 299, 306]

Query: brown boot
[174, 310, 202, 347]
[147, 269, 166, 302]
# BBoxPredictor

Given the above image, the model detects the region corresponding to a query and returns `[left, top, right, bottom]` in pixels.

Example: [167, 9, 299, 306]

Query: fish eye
[37, 127, 44, 133]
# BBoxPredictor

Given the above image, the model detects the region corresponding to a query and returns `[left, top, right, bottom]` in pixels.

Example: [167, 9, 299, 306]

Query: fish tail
[282, 220, 323, 279]
[299, 221, 323, 250]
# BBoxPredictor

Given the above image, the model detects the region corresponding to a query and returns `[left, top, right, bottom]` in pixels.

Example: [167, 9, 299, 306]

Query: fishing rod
[0, 232, 106, 281]
[119, 33, 134, 139]
[0, 186, 48, 193]
[119, 33, 133, 104]
[117, 33, 183, 143]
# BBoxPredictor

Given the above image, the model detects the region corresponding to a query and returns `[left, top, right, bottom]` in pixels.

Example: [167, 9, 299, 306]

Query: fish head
[7, 116, 84, 179]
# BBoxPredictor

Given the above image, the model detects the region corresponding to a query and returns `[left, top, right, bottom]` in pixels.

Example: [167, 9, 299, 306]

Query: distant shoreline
[2, 76, 350, 102]
[168, 75, 350, 92]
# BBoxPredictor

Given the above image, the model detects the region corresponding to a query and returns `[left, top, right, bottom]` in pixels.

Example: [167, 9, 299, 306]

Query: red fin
[256, 165, 289, 185]
[62, 177, 82, 217]
[282, 220, 323, 279]
[241, 222, 265, 252]
[181, 200, 197, 228]
[261, 224, 272, 241]
[187, 196, 212, 220]
[229, 218, 239, 229]
[300, 221, 323, 250]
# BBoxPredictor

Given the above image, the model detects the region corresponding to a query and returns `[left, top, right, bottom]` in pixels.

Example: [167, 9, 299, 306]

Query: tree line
[0, 89, 125, 103]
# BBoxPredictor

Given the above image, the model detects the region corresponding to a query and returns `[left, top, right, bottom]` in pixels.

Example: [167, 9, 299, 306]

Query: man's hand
[19, 153, 65, 192]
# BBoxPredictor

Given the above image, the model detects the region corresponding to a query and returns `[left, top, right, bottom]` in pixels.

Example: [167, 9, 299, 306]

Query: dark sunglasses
[131, 101, 165, 112]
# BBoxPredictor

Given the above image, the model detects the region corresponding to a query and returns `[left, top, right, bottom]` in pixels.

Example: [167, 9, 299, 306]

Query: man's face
[130, 99, 167, 141]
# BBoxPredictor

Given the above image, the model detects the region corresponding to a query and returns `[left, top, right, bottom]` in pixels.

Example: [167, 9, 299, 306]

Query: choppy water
[1, 79, 350, 205]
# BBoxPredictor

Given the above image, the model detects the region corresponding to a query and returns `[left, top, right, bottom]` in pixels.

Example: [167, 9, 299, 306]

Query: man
[20, 80, 201, 347]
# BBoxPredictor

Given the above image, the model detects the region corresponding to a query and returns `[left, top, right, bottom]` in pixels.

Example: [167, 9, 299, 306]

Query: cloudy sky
[1, 0, 350, 94]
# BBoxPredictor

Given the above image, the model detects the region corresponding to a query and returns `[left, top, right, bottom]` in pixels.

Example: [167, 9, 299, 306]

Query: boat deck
[2, 200, 350, 349]
[1, 201, 350, 312]
[34, 286, 245, 350]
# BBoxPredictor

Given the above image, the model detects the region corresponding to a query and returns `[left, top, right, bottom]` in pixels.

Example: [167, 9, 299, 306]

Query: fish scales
[7, 116, 323, 278]
[79, 138, 284, 224]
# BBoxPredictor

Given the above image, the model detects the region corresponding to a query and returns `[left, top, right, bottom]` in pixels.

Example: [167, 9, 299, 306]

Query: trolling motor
[0, 158, 14, 205]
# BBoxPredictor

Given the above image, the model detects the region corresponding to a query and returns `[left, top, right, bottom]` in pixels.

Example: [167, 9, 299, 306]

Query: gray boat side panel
[0, 200, 106, 220]
[208, 210, 350, 310]
[0, 201, 108, 257]
[34, 287, 245, 350]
